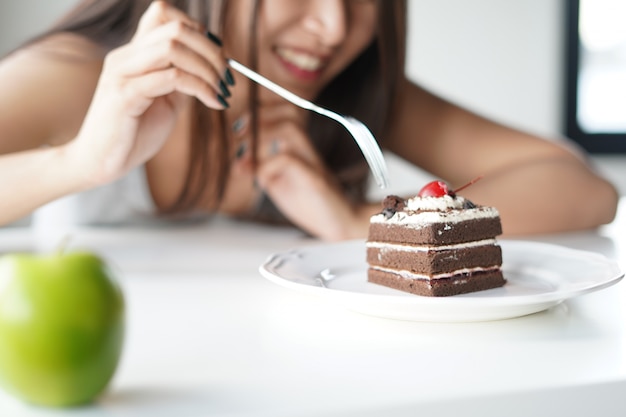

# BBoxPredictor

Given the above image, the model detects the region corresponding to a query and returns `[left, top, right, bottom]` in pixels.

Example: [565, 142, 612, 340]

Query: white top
[33, 167, 156, 227]
[28, 167, 190, 251]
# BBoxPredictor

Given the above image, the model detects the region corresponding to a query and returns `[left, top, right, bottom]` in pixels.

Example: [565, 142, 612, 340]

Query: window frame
[564, 0, 626, 153]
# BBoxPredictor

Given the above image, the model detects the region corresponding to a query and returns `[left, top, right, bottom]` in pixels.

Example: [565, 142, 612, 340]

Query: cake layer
[366, 241, 502, 275]
[368, 216, 502, 245]
[368, 267, 506, 297]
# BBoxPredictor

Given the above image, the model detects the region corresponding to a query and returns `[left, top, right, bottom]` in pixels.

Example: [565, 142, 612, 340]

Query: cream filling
[276, 47, 323, 71]
[370, 265, 502, 281]
[366, 239, 498, 252]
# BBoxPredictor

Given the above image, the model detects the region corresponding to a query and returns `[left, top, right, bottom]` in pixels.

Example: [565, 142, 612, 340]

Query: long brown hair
[37, 0, 406, 215]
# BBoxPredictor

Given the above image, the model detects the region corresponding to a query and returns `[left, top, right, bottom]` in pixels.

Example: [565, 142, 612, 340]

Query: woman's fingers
[108, 40, 226, 110]
[118, 67, 225, 114]
[67, 1, 236, 186]
[107, 2, 231, 110]
[125, 20, 229, 81]
[134, 1, 203, 38]
[256, 153, 357, 240]
[232, 106, 324, 169]
[227, 106, 361, 240]
[262, 134, 321, 168]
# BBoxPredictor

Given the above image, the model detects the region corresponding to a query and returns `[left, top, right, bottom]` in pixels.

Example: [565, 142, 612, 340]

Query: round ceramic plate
[259, 240, 624, 322]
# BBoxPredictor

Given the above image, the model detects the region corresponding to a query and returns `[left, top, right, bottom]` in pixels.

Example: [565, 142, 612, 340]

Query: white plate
[259, 240, 624, 322]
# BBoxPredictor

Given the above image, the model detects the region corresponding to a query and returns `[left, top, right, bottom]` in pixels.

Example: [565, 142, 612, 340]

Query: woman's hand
[233, 103, 369, 241]
[66, 1, 230, 187]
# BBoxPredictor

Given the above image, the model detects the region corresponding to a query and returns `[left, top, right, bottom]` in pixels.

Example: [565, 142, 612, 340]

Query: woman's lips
[275, 47, 326, 81]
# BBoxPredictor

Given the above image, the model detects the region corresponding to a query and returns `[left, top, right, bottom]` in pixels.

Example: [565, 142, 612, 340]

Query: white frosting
[405, 194, 465, 211]
[366, 239, 498, 252]
[370, 206, 499, 227]
[371, 194, 499, 227]
[373, 194, 499, 227]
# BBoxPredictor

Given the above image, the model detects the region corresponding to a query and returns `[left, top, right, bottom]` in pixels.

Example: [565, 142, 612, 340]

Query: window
[565, 0, 626, 153]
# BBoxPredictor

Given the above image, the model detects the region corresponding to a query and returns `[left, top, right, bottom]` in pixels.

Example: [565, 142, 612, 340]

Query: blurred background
[0, 0, 624, 196]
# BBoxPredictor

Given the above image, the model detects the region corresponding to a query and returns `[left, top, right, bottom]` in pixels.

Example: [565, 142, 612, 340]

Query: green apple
[0, 251, 124, 407]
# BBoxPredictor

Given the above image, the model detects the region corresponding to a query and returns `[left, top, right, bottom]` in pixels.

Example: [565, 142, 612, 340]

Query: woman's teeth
[277, 48, 323, 71]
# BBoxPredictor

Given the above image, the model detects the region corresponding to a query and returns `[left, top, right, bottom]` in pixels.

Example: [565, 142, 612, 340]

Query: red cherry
[418, 180, 450, 197]
[418, 176, 484, 198]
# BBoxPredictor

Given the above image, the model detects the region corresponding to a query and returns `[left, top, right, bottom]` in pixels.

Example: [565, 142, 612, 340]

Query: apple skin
[0, 251, 124, 407]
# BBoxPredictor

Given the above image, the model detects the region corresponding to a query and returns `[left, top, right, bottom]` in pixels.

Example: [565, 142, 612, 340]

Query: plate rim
[259, 239, 624, 311]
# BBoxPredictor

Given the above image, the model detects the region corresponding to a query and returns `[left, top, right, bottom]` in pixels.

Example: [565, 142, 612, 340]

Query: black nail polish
[219, 80, 231, 98]
[217, 94, 229, 109]
[225, 68, 235, 86]
[206, 31, 223, 47]
[232, 117, 246, 133]
[269, 139, 280, 155]
[235, 142, 248, 159]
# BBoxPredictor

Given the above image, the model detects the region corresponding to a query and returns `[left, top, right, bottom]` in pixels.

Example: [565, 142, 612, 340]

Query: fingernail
[232, 116, 247, 133]
[219, 80, 231, 98]
[270, 139, 280, 155]
[235, 142, 248, 159]
[217, 94, 229, 109]
[206, 31, 222, 47]
[225, 68, 235, 86]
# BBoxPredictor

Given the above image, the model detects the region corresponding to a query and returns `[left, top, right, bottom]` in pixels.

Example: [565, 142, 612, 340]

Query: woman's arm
[0, 1, 233, 226]
[0, 36, 103, 224]
[383, 79, 618, 235]
[0, 146, 93, 224]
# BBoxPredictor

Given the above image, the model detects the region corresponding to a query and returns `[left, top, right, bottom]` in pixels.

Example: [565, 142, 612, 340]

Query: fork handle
[228, 59, 320, 112]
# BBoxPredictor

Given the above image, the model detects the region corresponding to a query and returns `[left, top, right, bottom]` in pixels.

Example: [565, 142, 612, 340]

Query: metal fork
[228, 59, 390, 189]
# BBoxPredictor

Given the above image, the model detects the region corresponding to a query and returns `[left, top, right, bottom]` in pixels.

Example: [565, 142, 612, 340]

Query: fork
[227, 59, 390, 189]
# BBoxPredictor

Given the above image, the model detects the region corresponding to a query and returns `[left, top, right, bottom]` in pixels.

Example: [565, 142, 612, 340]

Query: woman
[0, 0, 618, 240]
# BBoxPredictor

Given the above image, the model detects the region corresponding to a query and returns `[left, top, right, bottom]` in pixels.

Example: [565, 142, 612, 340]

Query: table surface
[0, 198, 625, 417]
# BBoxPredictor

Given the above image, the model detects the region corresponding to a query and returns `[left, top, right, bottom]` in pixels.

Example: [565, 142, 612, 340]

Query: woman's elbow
[590, 178, 620, 227]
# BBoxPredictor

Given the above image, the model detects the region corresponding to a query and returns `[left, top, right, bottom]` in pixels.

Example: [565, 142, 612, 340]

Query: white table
[0, 198, 625, 417]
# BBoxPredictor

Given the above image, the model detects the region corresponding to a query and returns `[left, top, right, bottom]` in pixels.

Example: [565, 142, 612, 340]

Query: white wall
[407, 0, 564, 136]
[0, 0, 565, 137]
[0, 0, 79, 54]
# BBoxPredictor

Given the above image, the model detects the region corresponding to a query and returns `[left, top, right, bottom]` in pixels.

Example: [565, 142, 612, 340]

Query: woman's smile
[275, 46, 327, 81]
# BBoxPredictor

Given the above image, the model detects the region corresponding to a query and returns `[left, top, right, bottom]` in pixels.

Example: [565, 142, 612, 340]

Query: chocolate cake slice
[366, 184, 506, 297]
